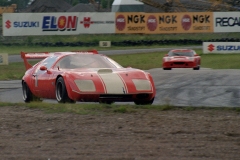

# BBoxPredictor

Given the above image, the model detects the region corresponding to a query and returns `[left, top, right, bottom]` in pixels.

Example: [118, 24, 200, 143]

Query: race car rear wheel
[193, 66, 200, 70]
[56, 77, 75, 103]
[22, 81, 33, 103]
[134, 97, 154, 105]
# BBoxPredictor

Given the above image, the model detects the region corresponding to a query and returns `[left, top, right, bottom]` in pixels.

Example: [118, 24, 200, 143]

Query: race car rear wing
[21, 51, 50, 70]
[21, 49, 99, 70]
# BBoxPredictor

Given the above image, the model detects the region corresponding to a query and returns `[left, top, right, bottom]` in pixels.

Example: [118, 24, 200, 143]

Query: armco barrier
[1, 38, 239, 47]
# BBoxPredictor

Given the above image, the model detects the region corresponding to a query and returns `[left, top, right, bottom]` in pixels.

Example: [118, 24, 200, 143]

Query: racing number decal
[33, 74, 38, 87]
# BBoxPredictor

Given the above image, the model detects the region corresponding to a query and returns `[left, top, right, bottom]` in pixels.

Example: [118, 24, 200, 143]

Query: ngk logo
[181, 15, 191, 31]
[116, 15, 126, 31]
[208, 44, 215, 52]
[147, 15, 157, 31]
[5, 20, 11, 29]
[148, 19, 156, 23]
[117, 18, 125, 23]
[182, 18, 190, 22]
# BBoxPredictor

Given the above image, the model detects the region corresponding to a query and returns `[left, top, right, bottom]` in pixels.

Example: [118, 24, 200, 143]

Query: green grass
[0, 102, 239, 115]
[1, 49, 240, 80]
[0, 45, 180, 55]
[0, 102, 173, 115]
[2, 32, 240, 44]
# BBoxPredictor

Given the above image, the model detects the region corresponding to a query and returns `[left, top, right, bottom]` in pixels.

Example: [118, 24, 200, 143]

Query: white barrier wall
[3, 13, 115, 36]
[203, 42, 240, 54]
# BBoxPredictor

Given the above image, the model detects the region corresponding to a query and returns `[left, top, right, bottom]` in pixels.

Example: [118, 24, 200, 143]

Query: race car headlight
[132, 79, 151, 91]
[74, 80, 96, 92]
[189, 57, 194, 61]
[164, 57, 171, 62]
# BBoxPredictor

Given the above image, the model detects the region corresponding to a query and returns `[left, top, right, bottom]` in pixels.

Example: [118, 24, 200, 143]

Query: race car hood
[64, 68, 154, 94]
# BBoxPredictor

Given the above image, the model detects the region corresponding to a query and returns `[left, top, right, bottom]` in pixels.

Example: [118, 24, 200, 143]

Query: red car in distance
[21, 50, 156, 105]
[162, 49, 201, 70]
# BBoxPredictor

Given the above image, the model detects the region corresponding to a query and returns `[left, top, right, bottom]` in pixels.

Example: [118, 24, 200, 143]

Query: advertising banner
[178, 12, 213, 33]
[3, 13, 115, 36]
[115, 12, 213, 34]
[115, 12, 146, 34]
[213, 12, 240, 32]
[145, 12, 213, 34]
[78, 13, 115, 34]
[203, 42, 240, 54]
[145, 13, 178, 34]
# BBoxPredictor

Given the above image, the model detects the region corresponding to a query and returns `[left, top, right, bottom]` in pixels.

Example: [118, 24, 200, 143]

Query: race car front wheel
[22, 81, 33, 103]
[56, 77, 75, 103]
[134, 97, 154, 105]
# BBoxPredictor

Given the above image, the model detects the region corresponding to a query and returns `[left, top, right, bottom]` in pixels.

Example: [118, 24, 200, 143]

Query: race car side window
[104, 57, 123, 68]
[34, 56, 58, 74]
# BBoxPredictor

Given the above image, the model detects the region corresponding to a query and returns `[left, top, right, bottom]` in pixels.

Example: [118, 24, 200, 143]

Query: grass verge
[0, 102, 239, 115]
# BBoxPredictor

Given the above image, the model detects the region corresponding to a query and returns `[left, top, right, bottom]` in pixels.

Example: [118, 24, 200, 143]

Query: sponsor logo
[127, 15, 145, 24]
[215, 17, 240, 27]
[193, 15, 210, 23]
[14, 21, 39, 28]
[116, 15, 126, 31]
[80, 17, 114, 28]
[80, 17, 93, 28]
[147, 15, 157, 31]
[208, 44, 215, 52]
[42, 16, 78, 31]
[5, 20, 39, 28]
[159, 15, 177, 24]
[5, 20, 11, 29]
[216, 45, 240, 51]
[181, 14, 191, 31]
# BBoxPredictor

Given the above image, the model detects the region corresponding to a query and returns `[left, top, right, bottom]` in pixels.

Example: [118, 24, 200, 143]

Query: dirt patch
[0, 106, 240, 160]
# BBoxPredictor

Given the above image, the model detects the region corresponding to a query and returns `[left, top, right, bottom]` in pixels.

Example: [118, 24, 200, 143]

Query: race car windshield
[169, 51, 194, 57]
[58, 54, 123, 69]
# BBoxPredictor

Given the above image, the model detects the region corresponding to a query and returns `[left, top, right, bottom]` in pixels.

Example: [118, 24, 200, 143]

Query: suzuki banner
[3, 13, 115, 36]
[203, 42, 240, 54]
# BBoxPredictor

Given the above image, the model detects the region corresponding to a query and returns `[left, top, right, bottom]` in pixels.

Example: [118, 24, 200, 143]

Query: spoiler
[73, 49, 98, 54]
[21, 51, 51, 70]
[21, 50, 99, 70]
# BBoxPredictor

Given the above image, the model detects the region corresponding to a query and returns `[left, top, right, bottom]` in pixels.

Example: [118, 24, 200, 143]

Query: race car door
[31, 56, 58, 98]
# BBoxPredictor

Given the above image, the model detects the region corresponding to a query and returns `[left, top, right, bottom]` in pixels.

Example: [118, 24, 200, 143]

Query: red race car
[21, 50, 156, 105]
[162, 49, 201, 70]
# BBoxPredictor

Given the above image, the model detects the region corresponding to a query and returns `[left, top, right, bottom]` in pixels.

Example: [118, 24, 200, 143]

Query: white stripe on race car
[98, 73, 127, 94]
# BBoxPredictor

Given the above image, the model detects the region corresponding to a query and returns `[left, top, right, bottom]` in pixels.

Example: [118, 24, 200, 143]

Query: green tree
[0, 0, 30, 9]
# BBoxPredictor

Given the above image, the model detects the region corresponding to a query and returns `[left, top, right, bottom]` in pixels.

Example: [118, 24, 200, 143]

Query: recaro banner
[3, 13, 115, 36]
[214, 12, 240, 32]
[115, 12, 213, 34]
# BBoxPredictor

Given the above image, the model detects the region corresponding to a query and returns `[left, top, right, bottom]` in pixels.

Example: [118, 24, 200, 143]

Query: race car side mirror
[194, 54, 199, 56]
[40, 66, 47, 71]
[165, 54, 168, 56]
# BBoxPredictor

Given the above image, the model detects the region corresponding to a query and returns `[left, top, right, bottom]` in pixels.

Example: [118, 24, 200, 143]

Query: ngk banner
[203, 42, 240, 54]
[3, 13, 115, 36]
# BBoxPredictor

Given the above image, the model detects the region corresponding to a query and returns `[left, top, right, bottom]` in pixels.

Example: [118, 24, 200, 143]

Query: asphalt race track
[1, 68, 240, 107]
